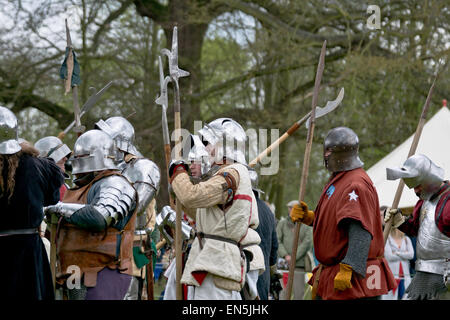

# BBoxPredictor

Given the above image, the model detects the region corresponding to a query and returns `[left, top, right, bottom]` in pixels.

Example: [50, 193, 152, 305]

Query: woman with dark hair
[0, 106, 64, 300]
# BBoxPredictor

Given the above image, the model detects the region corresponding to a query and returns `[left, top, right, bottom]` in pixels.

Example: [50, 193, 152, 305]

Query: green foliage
[0, 0, 448, 214]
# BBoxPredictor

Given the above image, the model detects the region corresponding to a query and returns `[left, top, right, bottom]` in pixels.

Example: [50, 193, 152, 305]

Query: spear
[50, 18, 84, 293]
[285, 40, 327, 299]
[58, 81, 114, 140]
[155, 56, 176, 210]
[49, 212, 58, 292]
[64, 19, 85, 135]
[249, 88, 344, 168]
[161, 26, 190, 300]
[383, 72, 439, 243]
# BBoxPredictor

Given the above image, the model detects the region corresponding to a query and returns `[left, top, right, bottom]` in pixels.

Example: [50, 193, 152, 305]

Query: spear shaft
[383, 73, 438, 243]
[286, 40, 327, 299]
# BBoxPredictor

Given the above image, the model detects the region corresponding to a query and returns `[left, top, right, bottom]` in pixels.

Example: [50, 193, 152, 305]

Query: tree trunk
[163, 3, 209, 131]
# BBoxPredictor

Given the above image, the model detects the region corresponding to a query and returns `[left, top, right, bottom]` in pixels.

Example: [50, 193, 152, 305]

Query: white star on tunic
[348, 190, 358, 201]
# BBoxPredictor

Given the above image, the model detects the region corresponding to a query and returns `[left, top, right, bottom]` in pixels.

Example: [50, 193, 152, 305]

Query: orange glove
[334, 263, 353, 291]
[290, 201, 314, 225]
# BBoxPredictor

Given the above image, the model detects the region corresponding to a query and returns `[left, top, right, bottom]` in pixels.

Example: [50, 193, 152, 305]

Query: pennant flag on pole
[59, 46, 81, 94]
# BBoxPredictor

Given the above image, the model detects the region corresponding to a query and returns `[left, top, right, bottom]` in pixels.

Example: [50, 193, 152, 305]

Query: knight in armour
[44, 129, 138, 300]
[95, 116, 161, 300]
[385, 154, 450, 300]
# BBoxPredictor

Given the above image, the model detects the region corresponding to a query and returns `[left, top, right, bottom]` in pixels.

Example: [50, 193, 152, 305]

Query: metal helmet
[248, 167, 264, 196]
[185, 134, 210, 175]
[197, 118, 247, 165]
[386, 154, 445, 200]
[323, 127, 364, 173]
[34, 136, 71, 163]
[155, 206, 194, 245]
[0, 106, 21, 155]
[95, 116, 139, 157]
[70, 129, 118, 175]
[187, 134, 208, 162]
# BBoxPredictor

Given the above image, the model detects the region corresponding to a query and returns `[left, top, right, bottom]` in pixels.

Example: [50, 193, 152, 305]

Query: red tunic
[308, 168, 396, 299]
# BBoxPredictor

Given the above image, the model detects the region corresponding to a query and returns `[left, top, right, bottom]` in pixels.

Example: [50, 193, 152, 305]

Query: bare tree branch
[90, 0, 135, 53]
[221, 0, 368, 47]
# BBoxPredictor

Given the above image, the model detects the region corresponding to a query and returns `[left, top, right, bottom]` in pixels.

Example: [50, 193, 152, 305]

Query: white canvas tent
[367, 105, 450, 210]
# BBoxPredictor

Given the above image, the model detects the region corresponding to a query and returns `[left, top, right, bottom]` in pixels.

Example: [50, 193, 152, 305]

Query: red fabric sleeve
[435, 192, 450, 237]
[398, 201, 423, 237]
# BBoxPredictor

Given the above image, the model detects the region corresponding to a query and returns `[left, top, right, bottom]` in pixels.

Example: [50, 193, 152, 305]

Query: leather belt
[196, 232, 254, 273]
[196, 232, 252, 250]
[0, 228, 39, 237]
[197, 231, 239, 248]
[196, 231, 252, 257]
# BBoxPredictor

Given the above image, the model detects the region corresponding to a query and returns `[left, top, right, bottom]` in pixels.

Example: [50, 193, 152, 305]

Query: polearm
[144, 235, 155, 300]
[161, 26, 190, 300]
[249, 88, 344, 168]
[49, 212, 58, 292]
[58, 81, 114, 139]
[383, 72, 439, 243]
[151, 55, 177, 301]
[64, 19, 85, 135]
[155, 56, 176, 209]
[286, 40, 327, 299]
[50, 18, 84, 292]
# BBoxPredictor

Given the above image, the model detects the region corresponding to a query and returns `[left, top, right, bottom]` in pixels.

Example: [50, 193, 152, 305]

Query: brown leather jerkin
[56, 170, 137, 287]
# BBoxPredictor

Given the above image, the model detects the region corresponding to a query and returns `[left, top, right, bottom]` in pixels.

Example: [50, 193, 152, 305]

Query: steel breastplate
[415, 197, 450, 275]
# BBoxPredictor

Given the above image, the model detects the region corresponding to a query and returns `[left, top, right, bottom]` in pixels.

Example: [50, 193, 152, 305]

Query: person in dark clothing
[0, 106, 64, 300]
[248, 168, 279, 300]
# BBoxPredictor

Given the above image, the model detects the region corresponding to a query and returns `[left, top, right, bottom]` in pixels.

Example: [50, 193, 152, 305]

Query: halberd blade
[306, 87, 344, 129]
